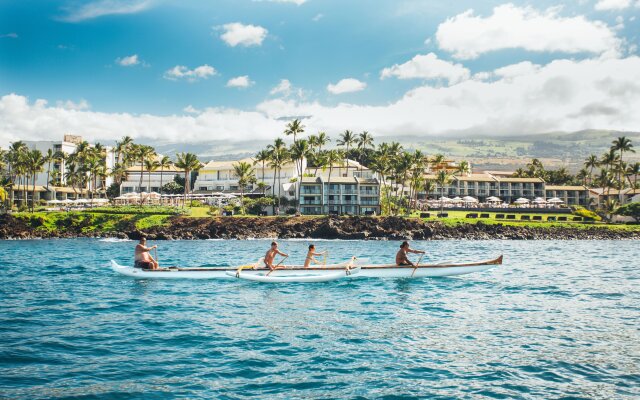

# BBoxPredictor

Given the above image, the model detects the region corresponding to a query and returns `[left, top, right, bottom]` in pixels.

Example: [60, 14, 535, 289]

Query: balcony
[301, 188, 321, 195]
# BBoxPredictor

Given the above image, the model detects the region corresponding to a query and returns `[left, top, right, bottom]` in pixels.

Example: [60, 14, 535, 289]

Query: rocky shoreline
[1, 214, 638, 240]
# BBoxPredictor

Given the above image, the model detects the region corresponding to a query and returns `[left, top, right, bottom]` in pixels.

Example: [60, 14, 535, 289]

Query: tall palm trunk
[327, 166, 333, 215]
[159, 165, 164, 203]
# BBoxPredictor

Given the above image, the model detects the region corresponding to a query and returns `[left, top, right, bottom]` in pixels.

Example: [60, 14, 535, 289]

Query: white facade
[23, 136, 116, 190]
[120, 165, 184, 194]
[194, 157, 305, 198]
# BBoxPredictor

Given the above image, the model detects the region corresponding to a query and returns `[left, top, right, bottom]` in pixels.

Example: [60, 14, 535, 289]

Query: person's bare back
[264, 241, 287, 270]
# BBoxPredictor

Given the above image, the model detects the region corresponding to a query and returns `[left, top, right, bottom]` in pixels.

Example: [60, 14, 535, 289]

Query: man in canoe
[304, 244, 328, 268]
[396, 241, 425, 266]
[134, 237, 159, 270]
[264, 241, 288, 270]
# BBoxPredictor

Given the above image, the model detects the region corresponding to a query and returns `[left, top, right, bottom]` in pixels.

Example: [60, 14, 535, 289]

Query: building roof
[301, 177, 322, 184]
[483, 170, 516, 177]
[496, 177, 545, 183]
[301, 176, 359, 184]
[545, 185, 587, 191]
[125, 164, 184, 173]
[10, 184, 47, 192]
[453, 174, 497, 182]
[589, 187, 639, 195]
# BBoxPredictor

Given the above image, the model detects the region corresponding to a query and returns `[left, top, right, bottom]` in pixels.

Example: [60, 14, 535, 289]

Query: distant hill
[152, 129, 640, 171]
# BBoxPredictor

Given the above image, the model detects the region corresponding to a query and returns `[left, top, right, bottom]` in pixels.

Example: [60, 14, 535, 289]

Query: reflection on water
[0, 239, 638, 398]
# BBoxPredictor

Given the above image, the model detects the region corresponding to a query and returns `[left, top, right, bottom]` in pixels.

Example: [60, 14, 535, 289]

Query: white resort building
[193, 157, 304, 199]
[120, 164, 184, 194]
[299, 159, 381, 215]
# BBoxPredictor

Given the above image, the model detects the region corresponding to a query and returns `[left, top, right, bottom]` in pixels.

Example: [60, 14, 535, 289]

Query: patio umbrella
[47, 199, 62, 204]
[533, 197, 547, 203]
[547, 197, 564, 203]
[514, 198, 530, 204]
[486, 196, 501, 202]
[439, 196, 451, 202]
[462, 196, 478, 203]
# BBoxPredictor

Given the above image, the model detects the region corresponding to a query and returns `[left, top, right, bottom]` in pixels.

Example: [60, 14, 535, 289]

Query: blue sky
[1, 0, 640, 145]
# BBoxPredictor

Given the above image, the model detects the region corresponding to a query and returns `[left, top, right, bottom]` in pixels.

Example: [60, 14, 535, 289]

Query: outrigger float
[110, 255, 502, 282]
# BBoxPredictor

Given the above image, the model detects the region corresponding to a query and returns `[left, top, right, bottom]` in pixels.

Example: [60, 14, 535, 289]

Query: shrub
[89, 205, 187, 215]
[573, 207, 601, 222]
[285, 207, 296, 215]
[189, 200, 203, 207]
[615, 202, 640, 222]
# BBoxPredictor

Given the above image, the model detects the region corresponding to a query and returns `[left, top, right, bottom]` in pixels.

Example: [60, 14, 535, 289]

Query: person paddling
[134, 237, 159, 270]
[304, 244, 328, 268]
[395, 241, 425, 266]
[264, 241, 288, 270]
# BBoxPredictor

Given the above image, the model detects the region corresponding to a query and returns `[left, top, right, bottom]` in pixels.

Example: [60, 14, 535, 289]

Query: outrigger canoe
[110, 255, 502, 280]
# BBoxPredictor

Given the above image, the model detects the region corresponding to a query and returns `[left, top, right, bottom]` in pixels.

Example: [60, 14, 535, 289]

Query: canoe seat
[520, 215, 530, 220]
[480, 213, 490, 218]
[547, 216, 556, 221]
[420, 212, 430, 218]
[466, 213, 478, 218]
[495, 214, 505, 219]
[558, 216, 568, 221]
[506, 215, 516, 220]
[532, 216, 542, 221]
[572, 216, 582, 221]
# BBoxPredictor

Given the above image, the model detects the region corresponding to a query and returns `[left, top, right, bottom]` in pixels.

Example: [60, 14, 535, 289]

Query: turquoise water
[1, 239, 639, 399]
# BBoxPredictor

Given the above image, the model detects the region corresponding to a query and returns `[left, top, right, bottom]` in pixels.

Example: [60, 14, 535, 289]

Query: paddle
[411, 253, 425, 278]
[323, 251, 328, 267]
[153, 246, 159, 268]
[267, 255, 288, 276]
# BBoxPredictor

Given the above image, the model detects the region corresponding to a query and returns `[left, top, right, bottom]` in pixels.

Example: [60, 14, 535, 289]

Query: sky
[1, 0, 640, 147]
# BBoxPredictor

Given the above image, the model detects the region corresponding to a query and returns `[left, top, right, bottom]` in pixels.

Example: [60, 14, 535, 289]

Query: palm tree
[254, 149, 270, 195]
[576, 168, 589, 186]
[27, 149, 45, 212]
[584, 154, 599, 185]
[337, 130, 356, 176]
[455, 160, 470, 176]
[513, 168, 527, 178]
[232, 161, 256, 214]
[144, 159, 160, 202]
[44, 149, 54, 192]
[174, 152, 202, 207]
[290, 139, 312, 210]
[626, 162, 640, 188]
[267, 138, 289, 209]
[284, 119, 305, 144]
[600, 149, 619, 197]
[435, 170, 450, 215]
[158, 155, 172, 198]
[430, 153, 446, 170]
[324, 149, 342, 214]
[115, 136, 134, 166]
[423, 179, 436, 206]
[611, 136, 635, 201]
[356, 131, 374, 171]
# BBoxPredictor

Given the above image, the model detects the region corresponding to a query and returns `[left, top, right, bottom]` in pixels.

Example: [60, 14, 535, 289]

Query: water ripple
[0, 239, 639, 398]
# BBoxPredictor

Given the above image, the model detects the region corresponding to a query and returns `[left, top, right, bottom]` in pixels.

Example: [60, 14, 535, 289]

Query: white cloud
[0, 94, 284, 146]
[493, 61, 540, 79]
[270, 79, 292, 96]
[226, 75, 254, 88]
[327, 78, 367, 94]
[0, 33, 18, 39]
[436, 4, 621, 59]
[380, 52, 470, 85]
[164, 65, 217, 82]
[55, 99, 91, 111]
[257, 56, 640, 137]
[59, 0, 153, 23]
[183, 105, 201, 114]
[116, 54, 140, 66]
[594, 0, 631, 10]
[3, 57, 640, 147]
[312, 13, 324, 22]
[253, 0, 307, 4]
[219, 23, 268, 47]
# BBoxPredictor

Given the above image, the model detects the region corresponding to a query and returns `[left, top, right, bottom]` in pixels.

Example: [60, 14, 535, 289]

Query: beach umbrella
[47, 199, 62, 204]
[462, 196, 478, 203]
[439, 196, 451, 202]
[486, 196, 501, 202]
[533, 197, 547, 203]
[514, 198, 530, 204]
[547, 197, 564, 203]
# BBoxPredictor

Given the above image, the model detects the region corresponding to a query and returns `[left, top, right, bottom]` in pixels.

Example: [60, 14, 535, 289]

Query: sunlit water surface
[1, 239, 639, 399]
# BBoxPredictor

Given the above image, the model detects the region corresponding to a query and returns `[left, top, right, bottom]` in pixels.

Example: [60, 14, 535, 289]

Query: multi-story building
[193, 157, 303, 199]
[120, 164, 184, 194]
[299, 159, 381, 215]
[419, 173, 589, 206]
[23, 134, 116, 190]
[545, 185, 590, 206]
[588, 188, 640, 207]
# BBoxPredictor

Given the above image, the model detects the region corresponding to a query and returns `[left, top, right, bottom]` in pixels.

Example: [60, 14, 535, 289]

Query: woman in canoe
[304, 244, 328, 268]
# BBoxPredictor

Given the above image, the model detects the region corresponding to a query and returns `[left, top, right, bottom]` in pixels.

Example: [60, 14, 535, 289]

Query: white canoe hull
[110, 256, 501, 280]
[228, 266, 361, 283]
